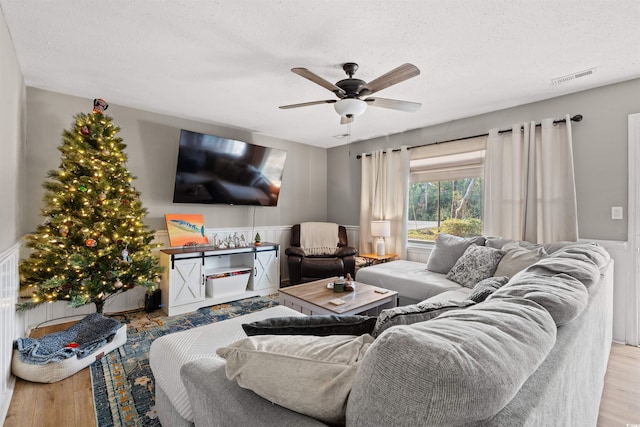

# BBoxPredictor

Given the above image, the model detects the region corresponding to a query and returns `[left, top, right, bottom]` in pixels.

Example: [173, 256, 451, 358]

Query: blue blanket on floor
[14, 313, 122, 365]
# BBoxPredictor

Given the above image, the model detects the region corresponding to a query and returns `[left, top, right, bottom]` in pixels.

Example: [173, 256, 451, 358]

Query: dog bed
[12, 316, 127, 384]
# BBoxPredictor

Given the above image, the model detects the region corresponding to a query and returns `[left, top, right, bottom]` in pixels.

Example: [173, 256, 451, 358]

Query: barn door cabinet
[159, 243, 280, 316]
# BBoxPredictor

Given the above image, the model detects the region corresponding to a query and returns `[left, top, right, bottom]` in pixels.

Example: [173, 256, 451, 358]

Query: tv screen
[172, 130, 287, 206]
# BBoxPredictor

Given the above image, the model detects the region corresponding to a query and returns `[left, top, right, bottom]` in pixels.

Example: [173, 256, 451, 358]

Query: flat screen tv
[172, 130, 287, 206]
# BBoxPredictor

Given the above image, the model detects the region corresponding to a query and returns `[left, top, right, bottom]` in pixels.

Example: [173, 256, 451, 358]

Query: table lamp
[371, 220, 391, 257]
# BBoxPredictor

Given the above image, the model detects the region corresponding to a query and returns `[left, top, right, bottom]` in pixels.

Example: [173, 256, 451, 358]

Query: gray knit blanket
[14, 313, 122, 365]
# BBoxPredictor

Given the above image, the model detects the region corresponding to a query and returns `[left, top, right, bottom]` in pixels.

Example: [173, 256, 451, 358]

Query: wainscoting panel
[585, 239, 630, 343]
[1, 242, 21, 425]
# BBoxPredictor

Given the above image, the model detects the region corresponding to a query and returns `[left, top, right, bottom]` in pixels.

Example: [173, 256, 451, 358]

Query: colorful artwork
[164, 214, 209, 247]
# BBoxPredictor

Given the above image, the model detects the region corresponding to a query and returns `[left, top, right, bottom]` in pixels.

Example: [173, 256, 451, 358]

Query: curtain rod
[355, 114, 583, 159]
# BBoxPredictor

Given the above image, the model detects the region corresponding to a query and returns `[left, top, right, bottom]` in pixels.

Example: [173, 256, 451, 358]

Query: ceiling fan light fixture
[334, 98, 367, 118]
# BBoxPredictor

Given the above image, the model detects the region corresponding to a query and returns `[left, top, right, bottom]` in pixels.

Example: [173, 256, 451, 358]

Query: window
[408, 136, 487, 242]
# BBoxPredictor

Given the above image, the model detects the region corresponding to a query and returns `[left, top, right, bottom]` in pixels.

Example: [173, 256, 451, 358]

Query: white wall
[23, 88, 329, 235]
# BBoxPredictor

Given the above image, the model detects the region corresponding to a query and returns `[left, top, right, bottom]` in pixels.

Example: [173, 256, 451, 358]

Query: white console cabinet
[159, 243, 280, 316]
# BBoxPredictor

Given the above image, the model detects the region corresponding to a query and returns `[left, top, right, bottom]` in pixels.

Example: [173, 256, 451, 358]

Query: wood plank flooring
[4, 323, 640, 427]
[598, 343, 640, 427]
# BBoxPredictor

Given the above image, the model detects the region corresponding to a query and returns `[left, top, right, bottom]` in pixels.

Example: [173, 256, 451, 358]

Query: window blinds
[409, 136, 487, 182]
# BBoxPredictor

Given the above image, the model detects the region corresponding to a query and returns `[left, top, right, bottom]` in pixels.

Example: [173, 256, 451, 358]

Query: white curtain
[360, 147, 410, 258]
[483, 115, 578, 243]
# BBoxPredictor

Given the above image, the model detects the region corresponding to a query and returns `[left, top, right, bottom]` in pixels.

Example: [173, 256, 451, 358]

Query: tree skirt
[90, 295, 279, 427]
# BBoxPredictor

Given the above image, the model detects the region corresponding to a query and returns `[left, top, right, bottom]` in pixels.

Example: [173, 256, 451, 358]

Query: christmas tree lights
[18, 99, 163, 313]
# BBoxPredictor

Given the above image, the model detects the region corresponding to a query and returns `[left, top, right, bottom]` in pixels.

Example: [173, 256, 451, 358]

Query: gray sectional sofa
[169, 237, 613, 426]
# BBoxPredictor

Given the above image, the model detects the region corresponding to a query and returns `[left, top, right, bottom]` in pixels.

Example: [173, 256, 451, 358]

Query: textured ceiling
[2, 0, 639, 148]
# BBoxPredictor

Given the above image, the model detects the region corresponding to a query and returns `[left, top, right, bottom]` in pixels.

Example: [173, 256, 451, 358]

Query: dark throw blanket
[14, 313, 122, 364]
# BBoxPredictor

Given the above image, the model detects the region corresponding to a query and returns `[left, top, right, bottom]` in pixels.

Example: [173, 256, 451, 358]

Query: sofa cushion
[467, 276, 509, 303]
[217, 334, 373, 424]
[487, 271, 589, 326]
[426, 233, 486, 274]
[446, 245, 505, 288]
[551, 243, 611, 269]
[485, 237, 573, 254]
[525, 256, 601, 288]
[494, 242, 548, 278]
[242, 315, 376, 337]
[346, 298, 557, 426]
[373, 299, 475, 337]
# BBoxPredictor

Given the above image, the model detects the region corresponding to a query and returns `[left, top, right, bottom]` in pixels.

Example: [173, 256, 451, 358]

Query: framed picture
[165, 214, 209, 247]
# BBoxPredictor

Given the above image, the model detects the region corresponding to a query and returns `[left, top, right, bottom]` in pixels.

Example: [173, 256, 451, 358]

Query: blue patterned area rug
[90, 295, 279, 427]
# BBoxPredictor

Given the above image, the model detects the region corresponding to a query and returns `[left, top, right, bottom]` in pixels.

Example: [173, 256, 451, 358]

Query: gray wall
[0, 8, 26, 251]
[24, 88, 328, 234]
[328, 79, 640, 241]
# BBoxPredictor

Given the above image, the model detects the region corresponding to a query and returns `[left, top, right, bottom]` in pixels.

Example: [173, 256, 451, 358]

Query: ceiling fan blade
[279, 99, 337, 109]
[365, 97, 421, 112]
[291, 68, 346, 96]
[360, 63, 420, 96]
[340, 116, 354, 125]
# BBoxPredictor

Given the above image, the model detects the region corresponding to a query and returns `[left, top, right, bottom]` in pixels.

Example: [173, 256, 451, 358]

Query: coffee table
[278, 277, 398, 316]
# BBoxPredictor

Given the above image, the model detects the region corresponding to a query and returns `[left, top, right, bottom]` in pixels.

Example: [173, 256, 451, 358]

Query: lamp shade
[334, 98, 368, 117]
[370, 220, 391, 237]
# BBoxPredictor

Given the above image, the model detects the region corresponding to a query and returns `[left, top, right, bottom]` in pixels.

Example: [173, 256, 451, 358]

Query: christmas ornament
[59, 225, 69, 237]
[85, 238, 97, 247]
[103, 149, 110, 156]
[114, 280, 123, 289]
[79, 185, 87, 192]
[98, 192, 107, 201]
[80, 126, 90, 136]
[122, 199, 130, 205]
[116, 239, 124, 246]
[93, 98, 109, 114]
[122, 248, 131, 262]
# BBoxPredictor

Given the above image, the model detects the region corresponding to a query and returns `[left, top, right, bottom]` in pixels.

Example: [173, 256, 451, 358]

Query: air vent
[551, 67, 598, 85]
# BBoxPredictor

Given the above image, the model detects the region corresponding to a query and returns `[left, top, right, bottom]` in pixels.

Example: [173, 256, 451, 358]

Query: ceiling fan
[279, 62, 421, 124]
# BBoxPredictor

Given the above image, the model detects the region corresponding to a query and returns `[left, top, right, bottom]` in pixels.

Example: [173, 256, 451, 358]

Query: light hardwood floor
[4, 323, 640, 427]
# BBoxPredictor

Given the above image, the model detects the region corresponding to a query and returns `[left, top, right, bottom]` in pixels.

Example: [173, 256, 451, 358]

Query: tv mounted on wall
[172, 130, 287, 206]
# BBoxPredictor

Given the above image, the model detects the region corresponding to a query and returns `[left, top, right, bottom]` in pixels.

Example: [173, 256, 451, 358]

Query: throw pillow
[242, 315, 377, 337]
[217, 334, 374, 424]
[426, 234, 487, 274]
[494, 242, 547, 278]
[467, 276, 509, 303]
[373, 299, 475, 337]
[446, 245, 505, 288]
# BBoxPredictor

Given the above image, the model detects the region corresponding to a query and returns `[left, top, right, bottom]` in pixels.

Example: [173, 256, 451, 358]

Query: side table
[359, 253, 397, 267]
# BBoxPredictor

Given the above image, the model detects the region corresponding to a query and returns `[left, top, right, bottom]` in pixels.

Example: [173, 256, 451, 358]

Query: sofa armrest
[181, 358, 327, 427]
[335, 246, 357, 257]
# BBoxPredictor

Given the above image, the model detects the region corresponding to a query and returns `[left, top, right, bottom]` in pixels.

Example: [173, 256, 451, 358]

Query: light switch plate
[611, 206, 623, 220]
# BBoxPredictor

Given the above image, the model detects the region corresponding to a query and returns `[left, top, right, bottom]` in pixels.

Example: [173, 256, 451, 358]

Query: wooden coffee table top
[279, 277, 397, 315]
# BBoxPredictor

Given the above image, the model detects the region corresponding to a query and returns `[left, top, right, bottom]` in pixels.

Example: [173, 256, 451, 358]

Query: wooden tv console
[159, 243, 280, 316]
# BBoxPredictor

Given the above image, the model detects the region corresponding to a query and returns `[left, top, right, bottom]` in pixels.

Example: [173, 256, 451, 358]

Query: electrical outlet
[611, 206, 623, 220]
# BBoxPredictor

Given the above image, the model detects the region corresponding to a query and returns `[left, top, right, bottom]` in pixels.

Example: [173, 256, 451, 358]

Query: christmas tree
[19, 99, 163, 313]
